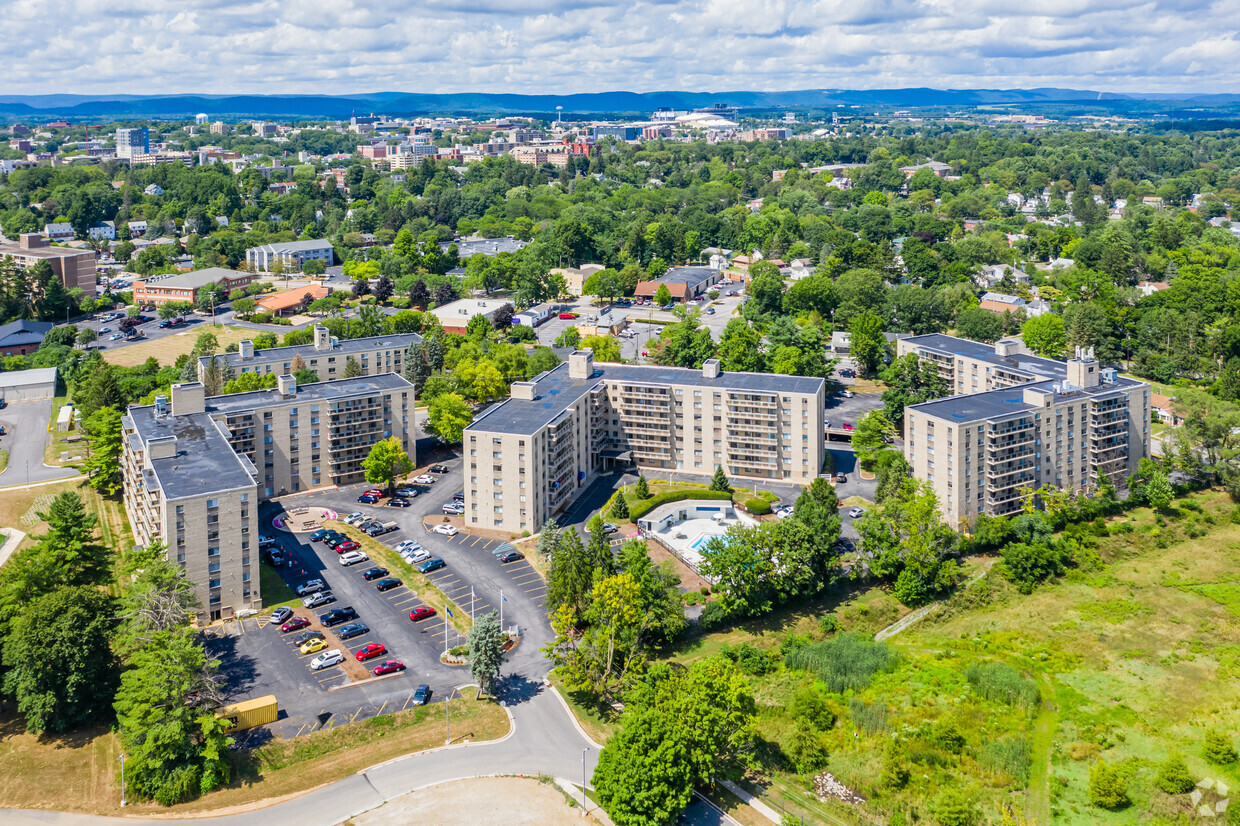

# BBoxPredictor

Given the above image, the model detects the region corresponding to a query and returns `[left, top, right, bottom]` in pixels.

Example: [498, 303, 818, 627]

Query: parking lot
[211, 455, 552, 737]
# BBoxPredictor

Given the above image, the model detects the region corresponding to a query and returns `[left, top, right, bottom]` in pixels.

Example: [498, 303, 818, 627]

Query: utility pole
[118, 752, 126, 807]
[581, 748, 588, 817]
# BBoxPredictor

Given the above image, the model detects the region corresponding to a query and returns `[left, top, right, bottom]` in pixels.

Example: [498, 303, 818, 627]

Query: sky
[6, 0, 1240, 95]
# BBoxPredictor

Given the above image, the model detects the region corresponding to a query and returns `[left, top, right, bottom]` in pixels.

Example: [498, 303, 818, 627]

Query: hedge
[746, 498, 772, 515]
[628, 490, 734, 520]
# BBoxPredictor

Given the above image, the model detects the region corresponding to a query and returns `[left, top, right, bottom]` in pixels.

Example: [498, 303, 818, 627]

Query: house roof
[979, 299, 1027, 315]
[0, 319, 53, 348]
[256, 284, 330, 312]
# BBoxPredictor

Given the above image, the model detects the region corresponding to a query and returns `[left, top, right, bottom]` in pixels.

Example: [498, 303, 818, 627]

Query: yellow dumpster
[216, 695, 278, 732]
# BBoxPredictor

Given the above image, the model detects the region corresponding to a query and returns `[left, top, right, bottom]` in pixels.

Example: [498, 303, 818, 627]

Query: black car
[375, 577, 403, 592]
[336, 622, 370, 640]
[387, 497, 411, 508]
[411, 683, 431, 706]
[319, 607, 358, 627]
[452, 491, 465, 502]
[498, 551, 523, 564]
[361, 567, 389, 581]
[324, 535, 349, 549]
[430, 464, 450, 474]
[291, 630, 325, 646]
[835, 473, 847, 483]
[367, 523, 397, 537]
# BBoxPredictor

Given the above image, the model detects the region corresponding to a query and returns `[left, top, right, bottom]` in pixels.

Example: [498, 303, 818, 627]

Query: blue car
[418, 558, 446, 574]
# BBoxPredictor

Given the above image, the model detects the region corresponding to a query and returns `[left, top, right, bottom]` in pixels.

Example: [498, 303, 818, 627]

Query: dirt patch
[351, 776, 603, 826]
[646, 538, 710, 591]
[102, 325, 254, 368]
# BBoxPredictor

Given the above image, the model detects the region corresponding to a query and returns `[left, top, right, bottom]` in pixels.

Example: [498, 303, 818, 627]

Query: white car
[847, 507, 865, 519]
[840, 389, 854, 398]
[395, 487, 418, 497]
[339, 550, 369, 566]
[432, 524, 459, 536]
[775, 506, 794, 519]
[413, 474, 436, 485]
[395, 540, 422, 554]
[405, 548, 432, 564]
[310, 649, 344, 670]
[110, 333, 123, 340]
[342, 512, 367, 525]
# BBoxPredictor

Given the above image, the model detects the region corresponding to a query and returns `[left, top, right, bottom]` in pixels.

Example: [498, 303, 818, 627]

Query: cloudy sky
[6, 0, 1240, 95]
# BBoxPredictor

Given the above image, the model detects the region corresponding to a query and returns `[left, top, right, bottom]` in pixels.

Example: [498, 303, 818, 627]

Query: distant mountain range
[2, 88, 1240, 120]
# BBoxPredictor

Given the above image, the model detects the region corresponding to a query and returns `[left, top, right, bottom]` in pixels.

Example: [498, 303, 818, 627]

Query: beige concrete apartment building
[464, 350, 825, 534]
[199, 325, 421, 384]
[122, 373, 416, 620]
[898, 335, 1151, 528]
[0, 233, 96, 291]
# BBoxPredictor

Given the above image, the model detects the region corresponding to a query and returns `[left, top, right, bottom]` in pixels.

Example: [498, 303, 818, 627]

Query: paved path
[875, 558, 997, 641]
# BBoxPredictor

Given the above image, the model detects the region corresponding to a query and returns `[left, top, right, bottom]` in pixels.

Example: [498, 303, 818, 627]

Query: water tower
[556, 105, 563, 124]
[195, 113, 209, 125]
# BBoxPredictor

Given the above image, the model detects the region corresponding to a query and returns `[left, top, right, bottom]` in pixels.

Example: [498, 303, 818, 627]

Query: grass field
[102, 325, 254, 368]
[0, 696, 508, 815]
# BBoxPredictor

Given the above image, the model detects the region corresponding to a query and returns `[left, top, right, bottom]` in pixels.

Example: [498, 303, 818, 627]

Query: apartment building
[0, 233, 96, 291]
[123, 374, 416, 620]
[464, 350, 825, 534]
[133, 267, 253, 306]
[115, 126, 149, 159]
[898, 335, 1151, 528]
[245, 239, 334, 272]
[199, 325, 421, 384]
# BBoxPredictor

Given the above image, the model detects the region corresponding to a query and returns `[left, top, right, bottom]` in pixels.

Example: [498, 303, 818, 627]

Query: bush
[848, 698, 889, 734]
[723, 642, 775, 676]
[790, 684, 835, 730]
[1155, 753, 1196, 794]
[932, 789, 979, 826]
[1205, 729, 1238, 764]
[819, 613, 840, 635]
[965, 661, 1040, 709]
[745, 498, 772, 515]
[1089, 759, 1129, 810]
[930, 719, 966, 754]
[610, 493, 630, 520]
[782, 724, 830, 774]
[627, 490, 733, 520]
[785, 633, 900, 693]
[979, 737, 1031, 785]
[698, 600, 731, 631]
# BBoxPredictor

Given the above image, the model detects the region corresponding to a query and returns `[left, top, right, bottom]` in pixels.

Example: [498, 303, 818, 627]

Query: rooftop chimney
[569, 349, 594, 380]
[170, 382, 205, 416]
[702, 358, 721, 379]
[277, 373, 297, 397]
[314, 324, 331, 352]
[510, 381, 537, 401]
[18, 233, 46, 250]
[239, 340, 254, 360]
[147, 435, 177, 460]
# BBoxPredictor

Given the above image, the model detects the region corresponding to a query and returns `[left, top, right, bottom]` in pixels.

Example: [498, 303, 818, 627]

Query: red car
[408, 606, 437, 622]
[841, 422, 854, 431]
[334, 540, 360, 553]
[280, 616, 311, 633]
[355, 642, 387, 661]
[362, 489, 383, 498]
[373, 660, 405, 676]
[558, 312, 577, 320]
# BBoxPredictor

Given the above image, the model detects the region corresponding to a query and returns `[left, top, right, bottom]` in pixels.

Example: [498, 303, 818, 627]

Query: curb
[547, 682, 604, 749]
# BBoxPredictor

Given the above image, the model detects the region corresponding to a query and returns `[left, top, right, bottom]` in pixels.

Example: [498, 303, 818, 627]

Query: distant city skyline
[6, 0, 1238, 96]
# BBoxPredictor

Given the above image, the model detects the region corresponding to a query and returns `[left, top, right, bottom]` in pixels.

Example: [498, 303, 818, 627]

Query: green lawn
[258, 563, 299, 609]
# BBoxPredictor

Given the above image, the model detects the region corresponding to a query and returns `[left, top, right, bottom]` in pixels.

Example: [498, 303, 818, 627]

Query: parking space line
[512, 573, 541, 584]
[401, 692, 414, 711]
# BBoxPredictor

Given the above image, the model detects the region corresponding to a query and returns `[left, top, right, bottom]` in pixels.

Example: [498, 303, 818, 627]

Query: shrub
[930, 719, 966, 754]
[819, 613, 840, 634]
[782, 724, 830, 774]
[627, 490, 733, 520]
[1089, 759, 1129, 810]
[683, 591, 701, 606]
[698, 600, 731, 631]
[746, 498, 772, 515]
[881, 746, 910, 789]
[848, 698, 889, 734]
[1155, 753, 1196, 794]
[965, 661, 1040, 709]
[1205, 729, 1238, 764]
[780, 633, 810, 658]
[724, 642, 775, 676]
[979, 737, 1031, 785]
[790, 684, 835, 730]
[786, 633, 899, 693]
[931, 788, 978, 826]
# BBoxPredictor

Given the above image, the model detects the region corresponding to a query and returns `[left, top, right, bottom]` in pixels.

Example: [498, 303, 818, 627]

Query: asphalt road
[0, 397, 80, 487]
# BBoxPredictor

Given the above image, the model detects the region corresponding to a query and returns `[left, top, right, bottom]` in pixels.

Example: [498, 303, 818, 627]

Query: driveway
[0, 398, 79, 487]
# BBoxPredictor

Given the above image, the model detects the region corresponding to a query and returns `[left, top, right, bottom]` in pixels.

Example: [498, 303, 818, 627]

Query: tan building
[123, 374, 416, 621]
[898, 335, 1151, 528]
[199, 325, 421, 384]
[133, 267, 253, 306]
[464, 350, 825, 534]
[551, 263, 605, 296]
[0, 233, 96, 291]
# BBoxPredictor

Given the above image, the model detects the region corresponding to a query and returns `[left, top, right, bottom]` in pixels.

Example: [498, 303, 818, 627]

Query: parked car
[295, 579, 326, 596]
[413, 474, 436, 484]
[395, 540, 422, 555]
[835, 473, 847, 483]
[110, 333, 123, 340]
[269, 606, 293, 625]
[375, 577, 403, 592]
[498, 551, 524, 564]
[366, 521, 398, 537]
[358, 494, 379, 504]
[320, 607, 358, 627]
[601, 523, 619, 535]
[336, 622, 369, 640]
[280, 616, 310, 633]
[558, 312, 577, 320]
[430, 464, 450, 474]
[361, 567, 389, 581]
[310, 649, 344, 671]
[324, 535, 349, 549]
[452, 491, 465, 502]
[408, 606, 437, 622]
[300, 637, 329, 655]
[373, 660, 405, 676]
[847, 507, 865, 519]
[339, 550, 369, 566]
[292, 630, 324, 647]
[840, 389, 855, 398]
[839, 369, 857, 378]
[309, 529, 332, 542]
[432, 524, 458, 536]
[388, 497, 411, 508]
[841, 421, 854, 431]
[441, 503, 465, 515]
[410, 683, 431, 705]
[362, 489, 383, 497]
[303, 591, 336, 608]
[257, 534, 277, 547]
[395, 487, 418, 497]
[261, 547, 285, 566]
[418, 558, 446, 574]
[406, 548, 432, 563]
[355, 642, 387, 662]
[335, 540, 360, 553]
[342, 512, 367, 525]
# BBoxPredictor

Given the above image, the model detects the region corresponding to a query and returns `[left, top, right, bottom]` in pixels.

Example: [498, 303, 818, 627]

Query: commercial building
[133, 267, 253, 306]
[0, 233, 96, 291]
[123, 373, 416, 621]
[116, 126, 150, 159]
[254, 283, 330, 317]
[199, 325, 421, 384]
[593, 125, 639, 141]
[898, 335, 1151, 527]
[0, 320, 54, 356]
[464, 350, 825, 534]
[245, 239, 334, 272]
[0, 365, 57, 400]
[634, 266, 724, 303]
[429, 298, 509, 335]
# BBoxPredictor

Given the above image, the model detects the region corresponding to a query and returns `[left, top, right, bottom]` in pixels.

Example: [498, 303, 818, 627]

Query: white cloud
[2, 0, 1239, 94]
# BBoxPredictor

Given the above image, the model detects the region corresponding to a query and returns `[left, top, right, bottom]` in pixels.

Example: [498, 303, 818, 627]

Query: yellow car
[300, 638, 328, 655]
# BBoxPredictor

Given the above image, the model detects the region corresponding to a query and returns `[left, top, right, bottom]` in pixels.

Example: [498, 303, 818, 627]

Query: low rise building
[0, 320, 54, 356]
[464, 350, 825, 534]
[254, 284, 330, 317]
[200, 324, 420, 384]
[429, 298, 507, 335]
[634, 266, 723, 303]
[133, 267, 253, 306]
[0, 233, 96, 291]
[245, 239, 334, 272]
[43, 222, 74, 241]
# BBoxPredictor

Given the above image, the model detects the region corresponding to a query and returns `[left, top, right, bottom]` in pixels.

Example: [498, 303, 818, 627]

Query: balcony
[986, 433, 1036, 453]
[986, 472, 1037, 492]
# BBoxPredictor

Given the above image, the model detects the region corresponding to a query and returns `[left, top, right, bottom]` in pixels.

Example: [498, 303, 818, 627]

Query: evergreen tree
[1088, 759, 1129, 810]
[634, 475, 651, 500]
[1204, 729, 1238, 764]
[611, 493, 630, 520]
[343, 355, 364, 378]
[82, 406, 124, 496]
[468, 610, 505, 697]
[1154, 753, 1196, 794]
[586, 513, 616, 577]
[710, 465, 731, 492]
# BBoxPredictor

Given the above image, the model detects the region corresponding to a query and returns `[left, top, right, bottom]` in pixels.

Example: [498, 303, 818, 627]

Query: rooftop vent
[154, 395, 169, 417]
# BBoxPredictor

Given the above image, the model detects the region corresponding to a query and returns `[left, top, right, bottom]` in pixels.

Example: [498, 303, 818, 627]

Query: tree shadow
[203, 633, 260, 695]
[492, 671, 546, 705]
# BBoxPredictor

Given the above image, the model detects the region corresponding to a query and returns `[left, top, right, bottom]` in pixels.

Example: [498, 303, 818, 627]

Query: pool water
[689, 533, 725, 551]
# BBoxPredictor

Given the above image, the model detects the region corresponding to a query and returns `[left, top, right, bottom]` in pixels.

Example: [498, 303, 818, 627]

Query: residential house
[43, 222, 74, 241]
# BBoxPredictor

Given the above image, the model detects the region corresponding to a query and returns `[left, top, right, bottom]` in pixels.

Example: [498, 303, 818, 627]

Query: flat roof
[653, 266, 720, 287]
[138, 267, 249, 290]
[249, 239, 332, 253]
[446, 237, 528, 257]
[0, 366, 56, 388]
[125, 408, 256, 501]
[469, 361, 823, 436]
[204, 332, 421, 372]
[902, 334, 1066, 380]
[909, 375, 1146, 424]
[204, 372, 414, 415]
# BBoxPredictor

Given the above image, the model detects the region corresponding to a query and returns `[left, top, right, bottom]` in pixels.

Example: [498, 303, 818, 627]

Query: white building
[116, 127, 150, 160]
[244, 239, 334, 272]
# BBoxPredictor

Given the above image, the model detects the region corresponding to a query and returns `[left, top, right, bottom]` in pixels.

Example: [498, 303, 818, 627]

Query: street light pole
[118, 752, 126, 807]
[581, 748, 588, 817]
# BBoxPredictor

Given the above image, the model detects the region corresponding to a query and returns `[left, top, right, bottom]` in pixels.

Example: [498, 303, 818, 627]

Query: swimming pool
[689, 533, 725, 552]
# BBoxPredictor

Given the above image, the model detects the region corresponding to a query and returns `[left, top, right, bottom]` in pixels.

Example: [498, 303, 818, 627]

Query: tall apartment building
[199, 325, 420, 384]
[0, 233, 96, 291]
[123, 374, 416, 621]
[464, 350, 825, 534]
[898, 334, 1151, 528]
[115, 126, 150, 159]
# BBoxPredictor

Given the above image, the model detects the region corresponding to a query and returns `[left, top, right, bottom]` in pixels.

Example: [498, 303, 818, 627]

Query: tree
[849, 309, 886, 376]
[880, 353, 949, 428]
[301, 258, 325, 276]
[491, 303, 515, 330]
[231, 296, 256, 317]
[581, 334, 622, 363]
[710, 465, 731, 492]
[747, 265, 785, 315]
[361, 437, 413, 493]
[2, 586, 118, 734]
[634, 475, 651, 500]
[1145, 470, 1174, 513]
[611, 493, 630, 520]
[82, 406, 124, 496]
[701, 524, 775, 616]
[1154, 753, 1196, 794]
[342, 355, 364, 378]
[426, 393, 472, 444]
[373, 275, 394, 304]
[1204, 729, 1238, 764]
[76, 326, 97, 347]
[1022, 313, 1066, 358]
[546, 528, 593, 622]
[716, 317, 765, 373]
[852, 410, 894, 468]
[593, 707, 695, 826]
[293, 367, 319, 386]
[465, 312, 492, 341]
[468, 610, 505, 697]
[654, 283, 672, 307]
[932, 788, 979, 826]
[201, 356, 224, 396]
[1088, 759, 1129, 810]
[221, 371, 278, 395]
[955, 307, 1004, 343]
[586, 514, 617, 577]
